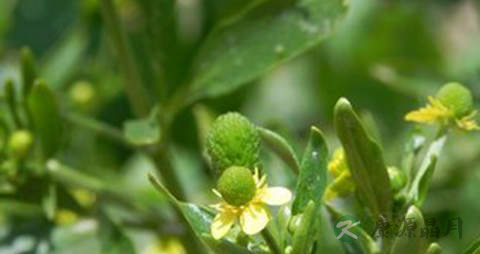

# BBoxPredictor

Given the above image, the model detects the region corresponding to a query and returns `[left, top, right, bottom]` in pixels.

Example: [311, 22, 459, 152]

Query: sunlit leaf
[292, 126, 328, 214]
[189, 0, 348, 101]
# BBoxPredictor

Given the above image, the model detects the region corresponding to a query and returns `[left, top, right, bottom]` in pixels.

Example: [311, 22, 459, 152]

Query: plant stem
[100, 0, 150, 117]
[64, 112, 129, 146]
[262, 228, 283, 254]
[150, 146, 187, 202]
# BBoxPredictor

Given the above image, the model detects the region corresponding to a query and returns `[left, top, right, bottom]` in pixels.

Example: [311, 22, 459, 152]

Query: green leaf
[463, 234, 480, 254]
[427, 243, 442, 254]
[20, 47, 37, 96]
[408, 135, 446, 207]
[325, 204, 380, 254]
[390, 205, 428, 254]
[0, 199, 43, 217]
[334, 98, 393, 222]
[291, 200, 316, 254]
[292, 126, 328, 215]
[99, 213, 135, 254]
[189, 0, 348, 100]
[258, 126, 300, 174]
[148, 173, 253, 254]
[123, 107, 161, 146]
[42, 182, 57, 220]
[27, 80, 63, 158]
[276, 205, 291, 250]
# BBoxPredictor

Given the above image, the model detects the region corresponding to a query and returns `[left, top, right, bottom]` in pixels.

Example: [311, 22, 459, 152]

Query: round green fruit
[217, 166, 256, 206]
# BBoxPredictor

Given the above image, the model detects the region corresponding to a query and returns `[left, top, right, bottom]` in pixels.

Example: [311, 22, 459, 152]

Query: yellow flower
[210, 168, 292, 240]
[54, 209, 78, 225]
[405, 97, 479, 131]
[324, 148, 355, 202]
[405, 83, 479, 131]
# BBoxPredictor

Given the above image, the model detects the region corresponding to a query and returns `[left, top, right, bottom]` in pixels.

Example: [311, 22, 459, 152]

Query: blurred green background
[0, 0, 479, 253]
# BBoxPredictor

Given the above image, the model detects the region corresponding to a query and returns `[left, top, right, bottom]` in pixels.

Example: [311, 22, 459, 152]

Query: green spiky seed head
[8, 130, 34, 159]
[436, 82, 473, 117]
[217, 166, 256, 206]
[387, 166, 407, 192]
[206, 112, 260, 176]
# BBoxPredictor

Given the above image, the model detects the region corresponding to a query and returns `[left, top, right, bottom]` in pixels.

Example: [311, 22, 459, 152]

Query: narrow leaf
[408, 135, 446, 206]
[189, 0, 348, 100]
[258, 126, 300, 174]
[99, 213, 135, 254]
[42, 183, 57, 220]
[463, 234, 480, 254]
[291, 200, 316, 254]
[325, 204, 380, 254]
[148, 173, 253, 254]
[390, 205, 428, 254]
[334, 98, 393, 222]
[21, 47, 37, 96]
[27, 80, 63, 158]
[292, 126, 328, 215]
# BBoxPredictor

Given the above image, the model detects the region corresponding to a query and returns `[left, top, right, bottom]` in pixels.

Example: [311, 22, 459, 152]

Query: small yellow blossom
[142, 239, 185, 254]
[54, 209, 78, 225]
[324, 148, 355, 201]
[405, 97, 479, 131]
[210, 168, 291, 240]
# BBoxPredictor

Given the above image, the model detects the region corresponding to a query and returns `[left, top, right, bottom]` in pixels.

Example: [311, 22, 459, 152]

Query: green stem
[64, 112, 129, 146]
[262, 228, 283, 254]
[150, 147, 187, 201]
[100, 0, 150, 117]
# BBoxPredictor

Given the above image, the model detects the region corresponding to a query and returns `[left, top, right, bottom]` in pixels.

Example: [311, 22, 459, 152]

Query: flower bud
[8, 130, 33, 160]
[387, 166, 407, 192]
[69, 81, 97, 112]
[217, 166, 256, 206]
[436, 82, 473, 117]
[206, 112, 260, 175]
[328, 148, 348, 178]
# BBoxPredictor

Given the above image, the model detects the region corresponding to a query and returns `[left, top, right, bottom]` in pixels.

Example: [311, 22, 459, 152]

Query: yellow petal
[240, 204, 269, 235]
[211, 210, 236, 240]
[405, 97, 452, 124]
[456, 118, 480, 131]
[261, 187, 292, 205]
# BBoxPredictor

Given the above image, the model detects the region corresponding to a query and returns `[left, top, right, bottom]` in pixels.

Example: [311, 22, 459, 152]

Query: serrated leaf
[258, 126, 300, 174]
[390, 205, 428, 254]
[292, 126, 328, 215]
[189, 0, 348, 100]
[408, 136, 446, 207]
[27, 80, 63, 158]
[123, 107, 161, 146]
[148, 173, 253, 254]
[334, 98, 393, 222]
